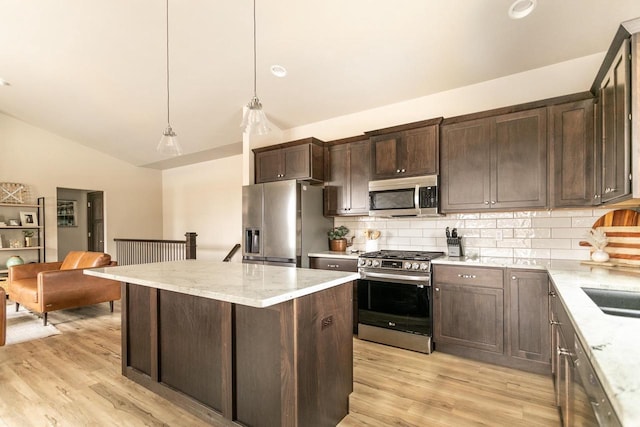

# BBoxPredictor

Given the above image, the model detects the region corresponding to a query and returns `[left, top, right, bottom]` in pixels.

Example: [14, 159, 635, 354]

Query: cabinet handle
[549, 320, 560, 325]
[401, 169, 406, 173]
[484, 201, 489, 205]
[327, 264, 339, 268]
[491, 201, 496, 204]
[396, 169, 401, 173]
[548, 290, 556, 297]
[557, 346, 574, 357]
[457, 274, 476, 279]
[435, 287, 440, 292]
[511, 275, 517, 280]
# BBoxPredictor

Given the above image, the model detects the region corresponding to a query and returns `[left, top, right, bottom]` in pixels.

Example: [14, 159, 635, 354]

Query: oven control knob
[366, 260, 373, 267]
[420, 263, 429, 270]
[372, 260, 380, 267]
[412, 262, 419, 270]
[403, 261, 412, 269]
[358, 258, 366, 267]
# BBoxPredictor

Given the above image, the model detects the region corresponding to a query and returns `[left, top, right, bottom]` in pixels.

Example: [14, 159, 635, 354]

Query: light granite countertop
[85, 260, 359, 308]
[308, 250, 361, 259]
[433, 255, 640, 425]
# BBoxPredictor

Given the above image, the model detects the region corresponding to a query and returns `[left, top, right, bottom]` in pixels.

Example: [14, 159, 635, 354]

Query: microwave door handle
[415, 185, 420, 210]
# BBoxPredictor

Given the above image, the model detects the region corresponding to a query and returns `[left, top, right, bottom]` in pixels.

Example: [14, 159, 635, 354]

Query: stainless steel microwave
[368, 175, 440, 217]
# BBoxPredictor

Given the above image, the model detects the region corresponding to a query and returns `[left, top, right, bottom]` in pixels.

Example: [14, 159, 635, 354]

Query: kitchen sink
[582, 287, 640, 319]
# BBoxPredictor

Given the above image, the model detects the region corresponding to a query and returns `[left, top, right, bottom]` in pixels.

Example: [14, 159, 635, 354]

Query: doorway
[56, 188, 105, 260]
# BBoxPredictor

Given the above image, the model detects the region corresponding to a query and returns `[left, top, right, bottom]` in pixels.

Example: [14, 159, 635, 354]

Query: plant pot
[591, 249, 610, 263]
[329, 238, 347, 252]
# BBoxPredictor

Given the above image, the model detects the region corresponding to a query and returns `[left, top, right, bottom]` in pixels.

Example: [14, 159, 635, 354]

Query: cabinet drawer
[434, 265, 503, 288]
[309, 257, 357, 272]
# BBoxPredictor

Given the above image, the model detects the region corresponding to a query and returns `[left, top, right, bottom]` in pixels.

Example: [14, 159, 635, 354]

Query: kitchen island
[86, 260, 359, 427]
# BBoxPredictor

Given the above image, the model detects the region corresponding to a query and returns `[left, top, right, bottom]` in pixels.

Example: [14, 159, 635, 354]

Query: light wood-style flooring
[0, 301, 560, 426]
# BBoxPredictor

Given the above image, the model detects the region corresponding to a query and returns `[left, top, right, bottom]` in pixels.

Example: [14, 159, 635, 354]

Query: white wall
[0, 113, 163, 262]
[162, 154, 243, 262]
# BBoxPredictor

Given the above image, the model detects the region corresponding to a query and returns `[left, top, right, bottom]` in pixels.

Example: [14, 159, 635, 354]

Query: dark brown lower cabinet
[310, 256, 359, 334]
[122, 282, 353, 427]
[433, 265, 550, 374]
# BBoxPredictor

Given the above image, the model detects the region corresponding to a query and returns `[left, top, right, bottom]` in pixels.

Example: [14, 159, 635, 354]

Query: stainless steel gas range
[357, 250, 444, 354]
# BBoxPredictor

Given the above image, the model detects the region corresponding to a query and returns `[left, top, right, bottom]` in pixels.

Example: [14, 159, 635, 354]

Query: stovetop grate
[359, 250, 444, 261]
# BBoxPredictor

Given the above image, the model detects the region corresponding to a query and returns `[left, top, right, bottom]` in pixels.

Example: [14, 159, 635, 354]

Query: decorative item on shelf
[0, 182, 31, 204]
[19, 211, 37, 227]
[364, 229, 381, 252]
[8, 219, 19, 226]
[328, 225, 351, 252]
[585, 228, 609, 263]
[9, 239, 21, 249]
[23, 230, 34, 247]
[6, 255, 24, 268]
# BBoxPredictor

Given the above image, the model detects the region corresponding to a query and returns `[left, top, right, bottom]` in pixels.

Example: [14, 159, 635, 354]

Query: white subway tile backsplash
[497, 239, 531, 248]
[464, 219, 497, 229]
[497, 218, 532, 228]
[334, 208, 613, 261]
[532, 239, 571, 249]
[480, 212, 515, 219]
[531, 217, 572, 228]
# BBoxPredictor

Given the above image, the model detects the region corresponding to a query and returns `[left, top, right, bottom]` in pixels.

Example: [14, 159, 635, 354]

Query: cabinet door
[440, 118, 492, 211]
[600, 38, 631, 203]
[370, 133, 402, 180]
[327, 144, 349, 215]
[347, 139, 370, 214]
[507, 270, 550, 365]
[401, 125, 439, 176]
[434, 282, 504, 354]
[282, 144, 311, 180]
[255, 150, 283, 183]
[493, 108, 547, 209]
[550, 99, 596, 207]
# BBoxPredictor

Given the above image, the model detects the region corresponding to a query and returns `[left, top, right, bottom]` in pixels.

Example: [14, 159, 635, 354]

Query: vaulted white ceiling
[1, 1, 640, 168]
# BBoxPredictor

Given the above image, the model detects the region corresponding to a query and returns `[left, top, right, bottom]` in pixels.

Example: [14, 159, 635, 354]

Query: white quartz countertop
[433, 255, 640, 425]
[85, 260, 359, 308]
[308, 251, 360, 260]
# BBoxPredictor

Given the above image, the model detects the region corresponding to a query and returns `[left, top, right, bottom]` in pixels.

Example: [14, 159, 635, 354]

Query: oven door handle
[361, 271, 430, 285]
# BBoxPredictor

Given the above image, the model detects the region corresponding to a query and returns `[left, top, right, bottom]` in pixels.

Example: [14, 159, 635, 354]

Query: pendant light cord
[166, 0, 171, 126]
[253, 0, 257, 98]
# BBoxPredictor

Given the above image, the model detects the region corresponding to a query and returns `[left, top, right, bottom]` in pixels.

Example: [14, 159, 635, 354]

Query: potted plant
[328, 225, 350, 252]
[23, 230, 34, 248]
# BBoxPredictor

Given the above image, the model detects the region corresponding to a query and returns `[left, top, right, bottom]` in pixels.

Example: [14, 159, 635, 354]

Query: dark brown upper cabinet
[441, 108, 547, 212]
[598, 38, 632, 204]
[325, 136, 370, 216]
[253, 138, 325, 184]
[365, 119, 442, 181]
[549, 98, 597, 208]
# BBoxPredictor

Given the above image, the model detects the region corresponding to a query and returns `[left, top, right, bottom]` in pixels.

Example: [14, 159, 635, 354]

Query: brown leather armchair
[1, 288, 6, 346]
[8, 251, 121, 325]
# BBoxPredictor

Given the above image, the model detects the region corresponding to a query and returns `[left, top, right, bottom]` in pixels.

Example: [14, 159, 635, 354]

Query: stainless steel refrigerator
[242, 180, 332, 268]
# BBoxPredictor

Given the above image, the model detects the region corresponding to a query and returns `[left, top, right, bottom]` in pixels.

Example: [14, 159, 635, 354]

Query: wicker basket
[0, 183, 31, 204]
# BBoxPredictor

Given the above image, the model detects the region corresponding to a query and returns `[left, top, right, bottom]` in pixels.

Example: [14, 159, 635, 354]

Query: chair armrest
[9, 262, 63, 281]
[37, 268, 118, 293]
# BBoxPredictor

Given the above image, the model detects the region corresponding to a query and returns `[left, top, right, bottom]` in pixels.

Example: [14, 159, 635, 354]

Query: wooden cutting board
[580, 209, 640, 267]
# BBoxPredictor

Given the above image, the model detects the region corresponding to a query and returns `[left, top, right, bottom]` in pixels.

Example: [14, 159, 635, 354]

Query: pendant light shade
[241, 0, 270, 135]
[157, 0, 183, 156]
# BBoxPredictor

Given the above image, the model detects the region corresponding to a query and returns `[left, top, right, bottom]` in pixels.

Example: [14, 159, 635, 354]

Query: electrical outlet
[496, 230, 503, 241]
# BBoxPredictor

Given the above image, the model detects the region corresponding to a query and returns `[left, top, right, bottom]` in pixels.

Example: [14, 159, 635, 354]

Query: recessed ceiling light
[0, 78, 10, 86]
[270, 65, 287, 78]
[508, 0, 536, 19]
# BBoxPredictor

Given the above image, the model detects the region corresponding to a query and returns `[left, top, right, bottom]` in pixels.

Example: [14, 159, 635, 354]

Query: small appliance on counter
[445, 227, 463, 257]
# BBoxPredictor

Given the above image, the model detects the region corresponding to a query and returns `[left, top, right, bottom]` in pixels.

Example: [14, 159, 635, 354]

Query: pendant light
[240, 0, 271, 135]
[157, 0, 183, 156]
